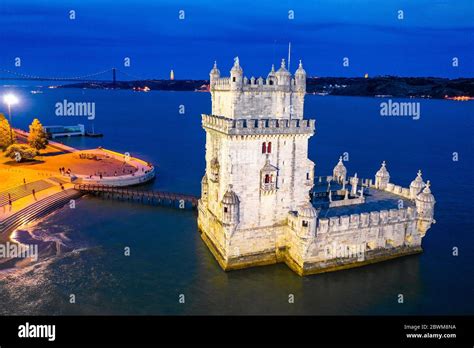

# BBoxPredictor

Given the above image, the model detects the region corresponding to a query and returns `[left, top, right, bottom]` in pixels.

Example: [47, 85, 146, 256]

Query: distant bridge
[0, 67, 149, 84]
[74, 184, 199, 210]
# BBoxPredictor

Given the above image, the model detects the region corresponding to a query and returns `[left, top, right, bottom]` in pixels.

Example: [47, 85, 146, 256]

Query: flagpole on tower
[288, 42, 291, 72]
[288, 41, 292, 121]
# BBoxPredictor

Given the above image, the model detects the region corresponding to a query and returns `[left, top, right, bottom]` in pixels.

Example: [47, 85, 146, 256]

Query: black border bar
[0, 315, 472, 346]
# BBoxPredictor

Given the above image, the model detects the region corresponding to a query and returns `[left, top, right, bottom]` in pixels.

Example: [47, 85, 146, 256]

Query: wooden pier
[74, 184, 199, 210]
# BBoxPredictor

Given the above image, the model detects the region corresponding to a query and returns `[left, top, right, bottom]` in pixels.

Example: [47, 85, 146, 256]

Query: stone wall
[211, 81, 305, 119]
[202, 123, 314, 231]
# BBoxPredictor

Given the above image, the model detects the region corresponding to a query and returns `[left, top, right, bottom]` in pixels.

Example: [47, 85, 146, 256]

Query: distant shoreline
[55, 76, 474, 99]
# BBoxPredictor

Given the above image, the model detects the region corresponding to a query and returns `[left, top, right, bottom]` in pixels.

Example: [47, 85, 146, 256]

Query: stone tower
[198, 57, 315, 270]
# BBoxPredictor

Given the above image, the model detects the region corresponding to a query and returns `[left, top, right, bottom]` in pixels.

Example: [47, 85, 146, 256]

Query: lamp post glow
[3, 94, 19, 143]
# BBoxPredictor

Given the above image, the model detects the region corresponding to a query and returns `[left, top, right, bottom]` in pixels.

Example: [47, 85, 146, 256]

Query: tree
[5, 144, 38, 162]
[27, 118, 48, 151]
[0, 113, 16, 151]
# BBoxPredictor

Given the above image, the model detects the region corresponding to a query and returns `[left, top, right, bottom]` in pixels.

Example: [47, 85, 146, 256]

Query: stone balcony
[260, 182, 277, 193]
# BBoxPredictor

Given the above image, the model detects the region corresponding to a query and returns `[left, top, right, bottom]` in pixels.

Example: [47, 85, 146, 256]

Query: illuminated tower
[198, 57, 315, 270]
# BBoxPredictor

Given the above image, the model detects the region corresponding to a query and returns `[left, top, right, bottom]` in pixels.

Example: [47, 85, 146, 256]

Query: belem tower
[197, 57, 436, 276]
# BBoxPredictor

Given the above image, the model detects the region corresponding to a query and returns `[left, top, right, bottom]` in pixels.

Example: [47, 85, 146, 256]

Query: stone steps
[0, 189, 82, 235]
[0, 180, 54, 207]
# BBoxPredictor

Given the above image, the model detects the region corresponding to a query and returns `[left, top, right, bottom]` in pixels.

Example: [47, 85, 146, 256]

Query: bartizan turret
[333, 156, 347, 184]
[410, 170, 425, 199]
[221, 185, 240, 226]
[296, 202, 319, 239]
[375, 161, 390, 189]
[209, 61, 220, 89]
[267, 64, 276, 85]
[230, 57, 243, 91]
[294, 60, 306, 93]
[415, 180, 436, 236]
[275, 59, 291, 88]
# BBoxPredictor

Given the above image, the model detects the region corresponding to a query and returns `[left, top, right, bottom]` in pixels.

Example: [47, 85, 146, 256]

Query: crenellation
[380, 210, 388, 224]
[370, 211, 380, 225]
[202, 114, 315, 136]
[318, 218, 329, 232]
[401, 187, 410, 198]
[340, 215, 350, 228]
[350, 214, 360, 226]
[315, 207, 414, 235]
[360, 212, 370, 227]
[329, 216, 340, 228]
[389, 209, 399, 222]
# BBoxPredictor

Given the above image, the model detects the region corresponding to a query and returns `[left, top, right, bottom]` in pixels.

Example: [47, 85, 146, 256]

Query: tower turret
[410, 169, 425, 199]
[415, 180, 436, 236]
[209, 61, 220, 88]
[230, 56, 243, 91]
[294, 60, 306, 92]
[333, 156, 347, 184]
[296, 202, 319, 238]
[275, 59, 291, 87]
[221, 185, 240, 225]
[375, 161, 390, 189]
[267, 64, 276, 85]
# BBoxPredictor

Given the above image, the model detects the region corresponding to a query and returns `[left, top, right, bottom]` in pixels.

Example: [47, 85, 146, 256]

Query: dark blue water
[0, 86, 473, 315]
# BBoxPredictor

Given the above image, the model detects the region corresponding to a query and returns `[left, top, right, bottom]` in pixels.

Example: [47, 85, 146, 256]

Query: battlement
[383, 183, 412, 199]
[202, 114, 315, 136]
[317, 206, 416, 234]
[212, 76, 299, 92]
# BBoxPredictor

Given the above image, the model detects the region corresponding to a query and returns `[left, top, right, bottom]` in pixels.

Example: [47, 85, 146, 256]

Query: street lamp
[3, 94, 19, 143]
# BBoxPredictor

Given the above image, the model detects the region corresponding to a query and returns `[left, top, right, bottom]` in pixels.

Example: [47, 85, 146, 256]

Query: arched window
[267, 142, 272, 153]
[265, 174, 270, 183]
[270, 174, 274, 183]
[262, 142, 266, 154]
[302, 220, 308, 227]
[232, 77, 236, 82]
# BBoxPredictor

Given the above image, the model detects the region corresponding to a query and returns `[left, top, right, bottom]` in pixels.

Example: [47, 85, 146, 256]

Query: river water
[0, 86, 472, 315]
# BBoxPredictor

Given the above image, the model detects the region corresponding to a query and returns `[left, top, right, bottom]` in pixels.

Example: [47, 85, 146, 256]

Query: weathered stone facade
[198, 58, 436, 276]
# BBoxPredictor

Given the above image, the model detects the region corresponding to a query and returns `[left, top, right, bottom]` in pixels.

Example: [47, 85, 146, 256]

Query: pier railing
[74, 184, 199, 210]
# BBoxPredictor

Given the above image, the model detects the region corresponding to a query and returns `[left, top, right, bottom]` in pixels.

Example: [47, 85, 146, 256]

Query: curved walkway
[0, 145, 155, 242]
[62, 148, 155, 187]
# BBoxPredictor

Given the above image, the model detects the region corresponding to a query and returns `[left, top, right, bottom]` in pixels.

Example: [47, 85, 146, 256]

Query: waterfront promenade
[0, 130, 155, 241]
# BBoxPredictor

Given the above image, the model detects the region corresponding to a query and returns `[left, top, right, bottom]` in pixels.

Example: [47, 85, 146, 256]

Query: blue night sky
[0, 0, 473, 79]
